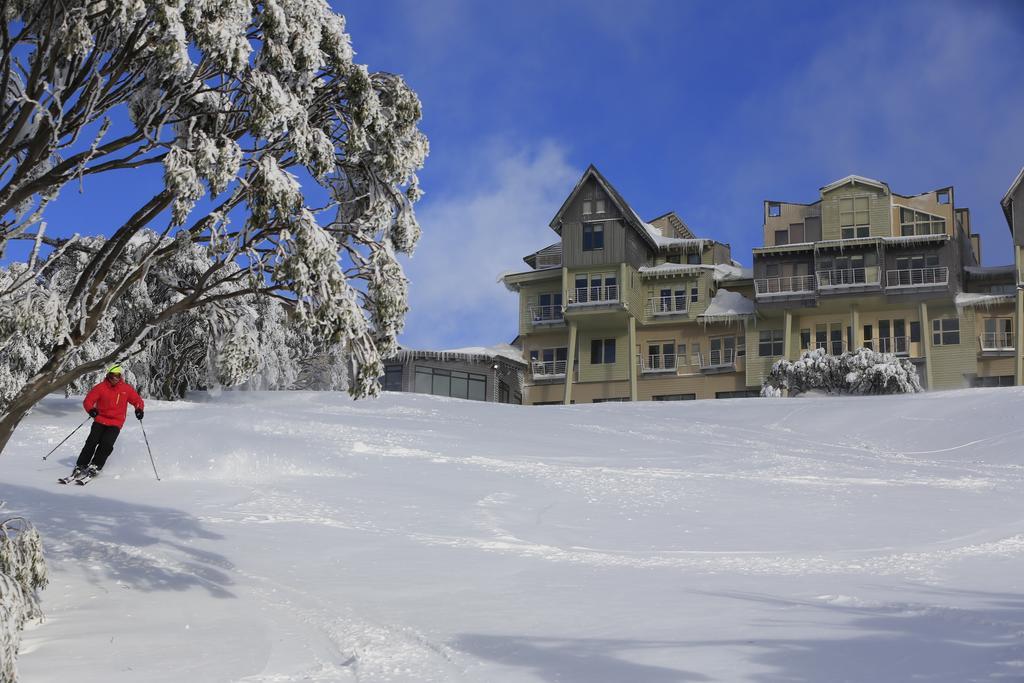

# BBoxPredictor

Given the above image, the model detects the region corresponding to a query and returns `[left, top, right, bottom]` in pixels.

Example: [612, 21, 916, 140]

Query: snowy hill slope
[5, 388, 1024, 681]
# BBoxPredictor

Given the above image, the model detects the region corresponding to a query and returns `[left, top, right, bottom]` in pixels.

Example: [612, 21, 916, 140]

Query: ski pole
[42, 417, 90, 461]
[138, 419, 161, 481]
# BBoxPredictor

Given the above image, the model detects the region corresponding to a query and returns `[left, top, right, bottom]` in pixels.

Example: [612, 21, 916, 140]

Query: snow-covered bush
[0, 1, 427, 453]
[0, 518, 48, 682]
[762, 348, 923, 397]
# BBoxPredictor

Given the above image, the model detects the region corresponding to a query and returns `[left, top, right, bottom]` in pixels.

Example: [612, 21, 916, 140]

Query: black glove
[88, 408, 99, 418]
[135, 409, 144, 420]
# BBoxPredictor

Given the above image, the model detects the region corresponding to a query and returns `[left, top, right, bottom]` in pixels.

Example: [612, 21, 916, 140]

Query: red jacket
[83, 379, 145, 428]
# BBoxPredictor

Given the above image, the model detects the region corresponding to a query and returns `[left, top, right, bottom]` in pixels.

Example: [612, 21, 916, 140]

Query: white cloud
[398, 140, 577, 349]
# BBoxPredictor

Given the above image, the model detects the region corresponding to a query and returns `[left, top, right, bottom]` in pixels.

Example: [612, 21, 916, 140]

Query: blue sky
[339, 0, 1024, 350]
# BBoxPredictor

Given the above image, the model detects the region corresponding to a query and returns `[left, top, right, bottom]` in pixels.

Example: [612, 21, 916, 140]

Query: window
[583, 200, 592, 215]
[737, 335, 746, 358]
[716, 390, 761, 399]
[590, 338, 616, 364]
[653, 394, 696, 401]
[766, 263, 780, 278]
[768, 202, 781, 217]
[863, 324, 873, 349]
[414, 366, 487, 401]
[530, 347, 568, 374]
[666, 254, 681, 264]
[910, 321, 921, 343]
[759, 330, 784, 357]
[839, 196, 870, 239]
[800, 329, 811, 350]
[595, 198, 606, 213]
[972, 375, 1015, 388]
[574, 272, 616, 302]
[498, 381, 510, 404]
[789, 223, 805, 243]
[775, 229, 789, 246]
[383, 365, 403, 392]
[690, 287, 698, 303]
[932, 318, 960, 346]
[593, 397, 630, 403]
[582, 223, 604, 251]
[899, 208, 946, 236]
[687, 253, 701, 265]
[937, 190, 950, 205]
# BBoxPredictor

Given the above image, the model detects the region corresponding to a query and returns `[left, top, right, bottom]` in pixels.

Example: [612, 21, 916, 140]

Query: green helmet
[107, 365, 123, 375]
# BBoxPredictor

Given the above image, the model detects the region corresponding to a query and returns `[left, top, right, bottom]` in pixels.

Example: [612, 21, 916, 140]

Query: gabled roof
[1002, 166, 1024, 233]
[647, 211, 696, 239]
[819, 174, 890, 195]
[548, 164, 659, 250]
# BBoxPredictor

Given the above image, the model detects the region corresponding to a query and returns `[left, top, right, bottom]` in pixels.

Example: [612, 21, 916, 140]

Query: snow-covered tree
[0, 1, 427, 454]
[761, 347, 923, 397]
[0, 517, 47, 682]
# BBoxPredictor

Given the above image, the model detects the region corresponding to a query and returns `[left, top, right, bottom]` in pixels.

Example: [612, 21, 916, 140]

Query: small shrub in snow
[761, 348, 923, 397]
[0, 518, 47, 682]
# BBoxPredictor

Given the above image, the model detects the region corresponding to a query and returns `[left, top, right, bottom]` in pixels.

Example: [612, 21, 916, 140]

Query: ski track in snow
[10, 389, 1024, 681]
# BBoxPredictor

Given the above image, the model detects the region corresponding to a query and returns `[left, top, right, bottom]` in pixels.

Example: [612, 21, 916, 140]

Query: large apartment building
[502, 165, 1024, 404]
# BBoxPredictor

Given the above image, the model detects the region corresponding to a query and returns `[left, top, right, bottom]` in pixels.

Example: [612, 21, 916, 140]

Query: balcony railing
[816, 268, 880, 288]
[647, 296, 687, 317]
[885, 267, 949, 289]
[529, 305, 564, 325]
[867, 336, 909, 355]
[698, 349, 736, 369]
[811, 340, 848, 355]
[531, 360, 567, 378]
[980, 333, 1015, 351]
[639, 354, 677, 373]
[754, 275, 817, 296]
[571, 285, 619, 304]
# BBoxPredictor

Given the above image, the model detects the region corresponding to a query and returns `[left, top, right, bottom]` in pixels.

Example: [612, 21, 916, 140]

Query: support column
[1017, 246, 1024, 386]
[563, 321, 577, 405]
[919, 301, 934, 390]
[628, 316, 638, 402]
[850, 305, 860, 351]
[783, 310, 793, 359]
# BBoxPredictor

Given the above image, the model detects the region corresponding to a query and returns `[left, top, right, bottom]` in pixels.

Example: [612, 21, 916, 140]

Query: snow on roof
[637, 263, 751, 282]
[954, 292, 1018, 310]
[820, 174, 889, 194]
[396, 344, 527, 366]
[881, 234, 949, 246]
[698, 289, 755, 322]
[964, 265, 1016, 277]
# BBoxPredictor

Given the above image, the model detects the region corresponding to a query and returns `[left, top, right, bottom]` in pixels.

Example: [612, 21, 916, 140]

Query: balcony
[569, 285, 620, 306]
[885, 267, 949, 289]
[816, 268, 881, 290]
[529, 305, 564, 326]
[979, 333, 1015, 355]
[698, 349, 736, 372]
[646, 296, 687, 318]
[754, 275, 817, 298]
[810, 340, 849, 355]
[639, 354, 677, 374]
[531, 360, 567, 379]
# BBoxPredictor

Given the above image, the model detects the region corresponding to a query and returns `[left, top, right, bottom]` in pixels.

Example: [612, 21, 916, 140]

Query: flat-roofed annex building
[382, 345, 527, 404]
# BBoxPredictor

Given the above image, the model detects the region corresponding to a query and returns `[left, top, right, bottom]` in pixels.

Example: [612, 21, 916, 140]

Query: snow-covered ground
[6, 388, 1024, 681]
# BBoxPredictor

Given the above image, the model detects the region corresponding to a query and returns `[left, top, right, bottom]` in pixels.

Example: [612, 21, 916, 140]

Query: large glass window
[414, 366, 487, 401]
[590, 338, 616, 364]
[899, 208, 946, 236]
[687, 253, 701, 265]
[839, 196, 871, 239]
[582, 223, 604, 251]
[931, 318, 960, 346]
[383, 365, 403, 392]
[758, 330, 784, 357]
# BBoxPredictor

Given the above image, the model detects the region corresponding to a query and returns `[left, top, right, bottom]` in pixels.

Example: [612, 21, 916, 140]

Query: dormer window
[839, 196, 870, 239]
[899, 208, 946, 236]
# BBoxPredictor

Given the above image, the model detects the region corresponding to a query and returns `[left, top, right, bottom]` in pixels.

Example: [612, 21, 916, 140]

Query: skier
[65, 365, 145, 483]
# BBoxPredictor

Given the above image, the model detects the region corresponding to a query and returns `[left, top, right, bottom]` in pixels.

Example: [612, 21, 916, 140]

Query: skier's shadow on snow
[0, 483, 235, 598]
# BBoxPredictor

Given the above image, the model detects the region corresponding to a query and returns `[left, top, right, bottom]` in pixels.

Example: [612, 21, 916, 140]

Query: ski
[74, 471, 98, 486]
[58, 470, 83, 485]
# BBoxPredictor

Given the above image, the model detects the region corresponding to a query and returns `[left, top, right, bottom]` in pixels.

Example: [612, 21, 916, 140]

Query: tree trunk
[0, 372, 64, 456]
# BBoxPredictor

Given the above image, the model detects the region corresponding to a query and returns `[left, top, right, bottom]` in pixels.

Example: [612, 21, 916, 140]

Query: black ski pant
[76, 422, 121, 470]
